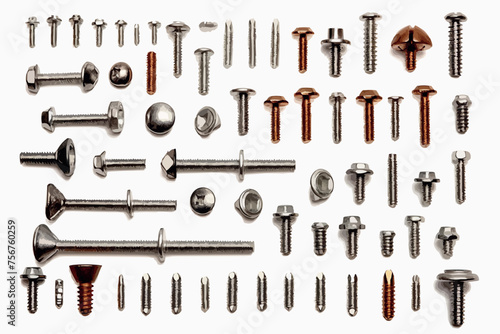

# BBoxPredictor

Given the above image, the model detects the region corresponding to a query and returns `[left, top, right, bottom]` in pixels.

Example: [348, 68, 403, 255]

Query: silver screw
[346, 163, 373, 204]
[235, 189, 263, 220]
[284, 273, 294, 311]
[47, 15, 61, 47]
[115, 20, 127, 47]
[92, 19, 106, 47]
[321, 28, 350, 77]
[224, 20, 233, 68]
[171, 273, 182, 314]
[437, 226, 460, 258]
[227, 272, 238, 313]
[230, 88, 256, 136]
[315, 273, 326, 312]
[141, 273, 151, 316]
[360, 13, 381, 74]
[273, 205, 299, 256]
[445, 13, 467, 78]
[20, 138, 76, 177]
[453, 95, 472, 134]
[20, 267, 45, 314]
[249, 19, 256, 68]
[69, 15, 83, 48]
[453, 150, 470, 204]
[347, 274, 358, 316]
[201, 277, 210, 312]
[271, 19, 280, 68]
[380, 231, 396, 257]
[339, 216, 365, 259]
[26, 17, 39, 48]
[330, 92, 346, 144]
[166, 22, 190, 78]
[118, 274, 125, 311]
[194, 48, 214, 95]
[311, 222, 329, 256]
[148, 21, 161, 45]
[388, 154, 398, 208]
[412, 275, 420, 311]
[55, 279, 63, 309]
[405, 216, 425, 259]
[134, 24, 140, 46]
[257, 272, 267, 311]
[93, 151, 146, 177]
[414, 171, 440, 206]
[388, 96, 404, 141]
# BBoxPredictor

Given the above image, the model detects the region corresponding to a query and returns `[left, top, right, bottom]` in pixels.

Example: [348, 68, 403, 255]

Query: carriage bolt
[26, 17, 39, 48]
[93, 151, 145, 177]
[20, 138, 76, 177]
[20, 267, 46, 314]
[166, 22, 190, 78]
[92, 19, 106, 47]
[47, 15, 61, 47]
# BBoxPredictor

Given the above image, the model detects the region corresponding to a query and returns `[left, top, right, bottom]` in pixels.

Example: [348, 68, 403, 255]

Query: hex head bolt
[321, 28, 350, 77]
[339, 216, 365, 259]
[20, 138, 76, 177]
[405, 216, 425, 259]
[414, 171, 440, 206]
[437, 269, 479, 327]
[412, 275, 420, 311]
[230, 88, 256, 136]
[264, 96, 288, 143]
[93, 151, 146, 177]
[171, 273, 182, 314]
[382, 270, 395, 321]
[388, 154, 398, 208]
[20, 267, 46, 314]
[69, 15, 83, 48]
[437, 227, 460, 258]
[347, 274, 358, 316]
[166, 22, 190, 78]
[311, 223, 329, 256]
[346, 163, 373, 204]
[70, 264, 101, 316]
[388, 96, 404, 141]
[391, 26, 432, 72]
[115, 20, 127, 47]
[445, 13, 467, 78]
[26, 62, 99, 94]
[273, 205, 298, 256]
[26, 17, 39, 48]
[360, 13, 381, 74]
[41, 102, 123, 134]
[92, 19, 106, 47]
[453, 95, 472, 134]
[412, 85, 437, 148]
[330, 92, 346, 144]
[47, 15, 61, 47]
[256, 272, 267, 311]
[227, 272, 238, 313]
[380, 231, 396, 257]
[453, 151, 470, 204]
[284, 273, 294, 311]
[295, 88, 319, 143]
[315, 273, 326, 312]
[194, 48, 214, 95]
[291, 27, 314, 73]
[356, 90, 382, 143]
[148, 21, 161, 45]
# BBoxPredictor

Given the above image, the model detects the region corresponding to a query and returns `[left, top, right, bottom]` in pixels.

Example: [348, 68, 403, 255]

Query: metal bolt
[382, 270, 395, 321]
[161, 149, 295, 180]
[330, 92, 346, 144]
[414, 171, 440, 206]
[26, 62, 99, 94]
[405, 216, 425, 259]
[311, 222, 329, 256]
[249, 19, 256, 68]
[47, 15, 61, 47]
[453, 95, 472, 134]
[264, 95, 289, 143]
[20, 138, 76, 177]
[310, 169, 334, 201]
[109, 62, 133, 88]
[413, 85, 437, 148]
[234, 189, 263, 220]
[70, 264, 101, 316]
[273, 205, 299, 256]
[55, 279, 63, 309]
[292, 27, 314, 73]
[195, 106, 221, 137]
[26, 17, 39, 48]
[141, 273, 151, 316]
[271, 19, 279, 68]
[359, 13, 381, 74]
[223, 20, 233, 68]
[437, 226, 460, 258]
[445, 13, 467, 77]
[347, 274, 358, 316]
[148, 21, 161, 45]
[33, 224, 254, 263]
[284, 273, 294, 311]
[20, 267, 46, 314]
[166, 21, 190, 78]
[346, 163, 373, 204]
[453, 150, 470, 204]
[339, 216, 365, 259]
[93, 151, 145, 177]
[92, 19, 106, 47]
[388, 96, 404, 141]
[171, 273, 182, 314]
[230, 88, 256, 136]
[391, 26, 432, 72]
[257, 272, 267, 311]
[315, 273, 326, 312]
[356, 90, 382, 144]
[118, 274, 125, 311]
[227, 272, 238, 313]
[437, 269, 479, 327]
[321, 28, 350, 77]
[190, 187, 216, 216]
[201, 277, 210, 312]
[115, 20, 127, 47]
[69, 15, 83, 48]
[380, 231, 396, 257]
[134, 24, 140, 46]
[194, 48, 214, 95]
[295, 88, 319, 143]
[412, 275, 420, 311]
[388, 154, 398, 208]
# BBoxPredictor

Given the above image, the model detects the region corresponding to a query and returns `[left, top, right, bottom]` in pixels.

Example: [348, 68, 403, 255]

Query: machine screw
[360, 13, 381, 74]
[405, 215, 425, 259]
[134, 24, 140, 46]
[311, 222, 329, 256]
[453, 95, 472, 134]
[437, 269, 479, 327]
[412, 275, 420, 311]
[115, 20, 127, 47]
[257, 272, 267, 311]
[315, 273, 326, 312]
[117, 274, 125, 311]
[310, 169, 334, 201]
[190, 187, 216, 216]
[141, 273, 152, 316]
[92, 19, 106, 47]
[234, 189, 263, 220]
[414, 171, 440, 206]
[148, 21, 161, 45]
[391, 26, 432, 72]
[26, 62, 99, 94]
[93, 151, 145, 177]
[55, 279, 63, 309]
[273, 205, 299, 256]
[223, 20, 233, 68]
[437, 227, 460, 258]
[20, 267, 46, 314]
[321, 28, 350, 77]
[201, 277, 210, 312]
[70, 264, 101, 316]
[227, 272, 238, 313]
[339, 216, 365, 259]
[291, 27, 314, 73]
[445, 13, 467, 78]
[347, 274, 358, 316]
[284, 273, 294, 311]
[452, 150, 470, 204]
[171, 273, 182, 314]
[382, 270, 395, 321]
[194, 48, 214, 95]
[249, 19, 256, 68]
[346, 163, 373, 204]
[356, 90, 382, 143]
[26, 17, 39, 48]
[20, 138, 76, 177]
[271, 19, 280, 69]
[47, 15, 61, 47]
[230, 88, 256, 136]
[330, 92, 346, 144]
[388, 96, 404, 141]
[413, 85, 437, 148]
[388, 154, 398, 208]
[380, 231, 396, 257]
[295, 88, 319, 143]
[69, 15, 83, 48]
[264, 96, 289, 143]
[166, 21, 190, 78]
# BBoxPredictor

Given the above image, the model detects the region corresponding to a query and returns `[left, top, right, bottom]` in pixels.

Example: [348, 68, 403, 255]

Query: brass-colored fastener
[391, 26, 432, 72]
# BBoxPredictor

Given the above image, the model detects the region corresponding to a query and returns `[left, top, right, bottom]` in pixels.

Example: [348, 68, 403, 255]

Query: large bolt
[148, 21, 161, 45]
[20, 267, 46, 314]
[295, 87, 320, 143]
[388, 96, 404, 141]
[194, 48, 214, 95]
[264, 96, 289, 143]
[273, 205, 299, 256]
[26, 17, 39, 48]
[115, 20, 127, 47]
[69, 15, 83, 48]
[412, 85, 437, 148]
[414, 171, 440, 206]
[453, 95, 472, 134]
[93, 151, 146, 177]
[437, 226, 460, 258]
[166, 22, 190, 78]
[330, 92, 346, 144]
[92, 19, 107, 47]
[359, 13, 381, 74]
[311, 222, 329, 256]
[291, 27, 314, 73]
[445, 13, 467, 78]
[321, 28, 350, 77]
[230, 88, 256, 136]
[339, 216, 365, 259]
[452, 150, 470, 204]
[70, 264, 101, 316]
[346, 163, 373, 204]
[391, 26, 432, 72]
[20, 138, 76, 177]
[356, 90, 382, 143]
[405, 216, 425, 259]
[47, 15, 62, 47]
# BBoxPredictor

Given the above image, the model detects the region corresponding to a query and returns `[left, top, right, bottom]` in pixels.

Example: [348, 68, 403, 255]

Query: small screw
[264, 96, 289, 143]
[93, 151, 145, 177]
[26, 17, 39, 48]
[20, 138, 76, 177]
[388, 154, 398, 208]
[194, 48, 214, 95]
[346, 163, 373, 204]
[134, 24, 140, 46]
[412, 275, 420, 311]
[230, 88, 256, 136]
[166, 21, 190, 78]
[412, 85, 437, 148]
[347, 274, 358, 316]
[382, 270, 395, 321]
[437, 226, 459, 258]
[271, 19, 280, 68]
[118, 274, 125, 311]
[190, 187, 216, 216]
[20, 267, 46, 314]
[391, 26, 432, 72]
[330, 92, 346, 144]
[47, 15, 61, 47]
[92, 19, 106, 47]
[171, 273, 182, 314]
[55, 279, 63, 309]
[257, 272, 267, 311]
[452, 150, 470, 204]
[414, 171, 440, 206]
[453, 95, 472, 134]
[356, 90, 382, 144]
[273, 205, 299, 256]
[380, 231, 396, 257]
[69, 15, 83, 48]
[292, 27, 314, 73]
[315, 273, 326, 312]
[445, 13, 467, 78]
[295, 88, 319, 143]
[359, 13, 381, 74]
[148, 21, 161, 45]
[405, 216, 425, 259]
[141, 273, 152, 316]
[249, 19, 256, 68]
[227, 272, 238, 313]
[321, 28, 350, 77]
[69, 264, 101, 316]
[388, 96, 404, 141]
[339, 216, 365, 259]
[223, 20, 233, 68]
[311, 222, 329, 256]
[199, 22, 218, 32]
[115, 20, 127, 47]
[284, 273, 294, 311]
[201, 277, 210, 312]
[234, 189, 263, 220]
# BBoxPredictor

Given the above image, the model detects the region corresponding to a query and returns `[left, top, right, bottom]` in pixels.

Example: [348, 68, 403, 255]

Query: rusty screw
[147, 51, 157, 95]
[291, 27, 314, 73]
[294, 88, 319, 143]
[391, 26, 432, 72]
[412, 85, 437, 148]
[356, 90, 382, 144]
[69, 264, 101, 316]
[382, 269, 395, 321]
[264, 96, 288, 143]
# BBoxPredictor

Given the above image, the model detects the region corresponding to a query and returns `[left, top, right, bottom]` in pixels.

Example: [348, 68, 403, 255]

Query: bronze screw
[147, 51, 157, 95]
[382, 269, 395, 321]
[292, 27, 314, 73]
[412, 85, 437, 148]
[391, 26, 432, 72]
[70, 264, 101, 316]
[264, 96, 289, 143]
[294, 88, 319, 143]
[356, 90, 382, 144]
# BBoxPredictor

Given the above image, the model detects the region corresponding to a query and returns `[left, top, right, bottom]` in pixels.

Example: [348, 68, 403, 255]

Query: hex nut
[234, 189, 263, 220]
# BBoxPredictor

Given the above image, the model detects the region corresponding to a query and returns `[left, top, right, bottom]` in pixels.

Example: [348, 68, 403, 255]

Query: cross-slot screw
[20, 138, 76, 177]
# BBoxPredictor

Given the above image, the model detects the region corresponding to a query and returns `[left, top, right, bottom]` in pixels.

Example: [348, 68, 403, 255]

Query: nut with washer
[195, 106, 221, 136]
[310, 169, 334, 201]
[190, 187, 216, 215]
[234, 189, 262, 220]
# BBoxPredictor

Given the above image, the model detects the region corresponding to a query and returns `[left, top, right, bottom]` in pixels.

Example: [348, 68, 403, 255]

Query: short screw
[382, 270, 395, 321]
[388, 154, 398, 208]
[117, 274, 125, 311]
[284, 273, 294, 311]
[92, 19, 106, 47]
[249, 19, 256, 68]
[223, 20, 233, 68]
[437, 226, 459, 258]
[115, 20, 127, 47]
[134, 24, 140, 46]
[171, 273, 182, 314]
[330, 92, 346, 144]
[227, 272, 238, 313]
[311, 222, 329, 256]
[273, 205, 299, 256]
[295, 87, 320, 143]
[347, 274, 358, 316]
[270, 19, 280, 68]
[69, 15, 83, 48]
[141, 273, 152, 316]
[20, 138, 76, 177]
[264, 96, 289, 143]
[453, 95, 472, 134]
[405, 216, 425, 259]
[55, 279, 63, 309]
[47, 15, 61, 47]
[321, 28, 350, 77]
[360, 13, 381, 74]
[414, 171, 440, 206]
[388, 96, 404, 141]
[230, 88, 256, 136]
[26, 17, 39, 48]
[391, 26, 432, 72]
[413, 85, 437, 148]
[194, 48, 214, 95]
[292, 27, 314, 73]
[93, 151, 145, 177]
[20, 267, 46, 314]
[69, 264, 101, 316]
[166, 21, 190, 78]
[257, 272, 267, 311]
[380, 231, 396, 257]
[445, 13, 467, 78]
[412, 275, 420, 311]
[356, 90, 382, 143]
[346, 163, 373, 204]
[315, 273, 326, 312]
[452, 150, 470, 204]
[148, 21, 161, 45]
[339, 216, 365, 259]
[201, 277, 210, 312]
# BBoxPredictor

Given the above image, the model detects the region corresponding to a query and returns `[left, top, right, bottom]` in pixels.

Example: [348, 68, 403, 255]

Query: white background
[1, 0, 498, 333]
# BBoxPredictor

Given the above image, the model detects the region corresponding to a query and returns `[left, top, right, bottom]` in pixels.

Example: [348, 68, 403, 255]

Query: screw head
[453, 94, 472, 109]
[41, 107, 56, 132]
[339, 216, 365, 230]
[190, 187, 216, 215]
[195, 106, 221, 136]
[166, 21, 190, 37]
[26, 65, 40, 94]
[321, 28, 350, 54]
[381, 230, 396, 238]
[329, 92, 346, 104]
[107, 101, 125, 133]
[356, 90, 382, 103]
[20, 267, 46, 281]
[230, 88, 256, 99]
[109, 62, 132, 88]
[312, 222, 329, 230]
[412, 85, 437, 96]
[414, 171, 440, 183]
[148, 21, 161, 29]
[264, 96, 289, 110]
[115, 20, 127, 27]
[405, 215, 425, 224]
[81, 62, 99, 92]
[45, 183, 66, 220]
[47, 15, 62, 25]
[199, 21, 218, 32]
[69, 15, 83, 25]
[310, 169, 334, 201]
[388, 96, 404, 103]
[294, 88, 319, 101]
[93, 151, 108, 177]
[54, 138, 76, 177]
[437, 269, 478, 282]
[360, 12, 381, 20]
[452, 150, 471, 163]
[291, 27, 314, 39]
[26, 17, 39, 26]
[273, 205, 298, 220]
[346, 163, 373, 175]
[437, 226, 460, 241]
[92, 19, 106, 28]
[145, 102, 176, 135]
[70, 264, 101, 284]
[33, 224, 60, 263]
[194, 47, 214, 57]
[234, 189, 263, 220]
[445, 12, 467, 23]
[391, 26, 432, 51]
[161, 149, 177, 179]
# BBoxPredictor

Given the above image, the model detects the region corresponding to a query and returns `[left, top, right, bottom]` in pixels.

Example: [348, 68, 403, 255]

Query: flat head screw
[69, 264, 101, 316]
[20, 138, 76, 177]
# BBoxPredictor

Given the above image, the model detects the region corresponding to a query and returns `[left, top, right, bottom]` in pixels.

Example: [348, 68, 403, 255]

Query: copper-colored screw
[412, 85, 437, 148]
[382, 269, 395, 321]
[264, 96, 289, 144]
[294, 88, 319, 143]
[70, 264, 101, 316]
[356, 90, 382, 144]
[147, 51, 157, 95]
[291, 27, 314, 73]
[391, 26, 432, 72]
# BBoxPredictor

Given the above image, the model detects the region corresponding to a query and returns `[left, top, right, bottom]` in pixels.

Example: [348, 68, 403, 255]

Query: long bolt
[388, 96, 404, 141]
[382, 270, 395, 321]
[230, 88, 256, 136]
[118, 274, 125, 311]
[26, 17, 39, 48]
[380, 231, 396, 257]
[141, 273, 152, 316]
[134, 24, 140, 46]
[412, 275, 420, 311]
[257, 272, 267, 311]
[20, 138, 75, 177]
[223, 20, 233, 68]
[70, 264, 101, 316]
[20, 267, 46, 314]
[93, 151, 145, 177]
[413, 86, 437, 148]
[69, 15, 83, 48]
[330, 92, 346, 144]
[227, 272, 238, 313]
[55, 279, 63, 309]
[315, 273, 326, 312]
[47, 15, 61, 47]
[171, 273, 182, 314]
[347, 274, 358, 316]
[311, 222, 329, 256]
[249, 19, 256, 68]
[201, 277, 210, 312]
[271, 19, 280, 68]
[360, 13, 381, 74]
[195, 48, 214, 95]
[445, 13, 467, 78]
[115, 20, 127, 47]
[284, 273, 294, 311]
[148, 21, 161, 45]
[92, 19, 106, 47]
[166, 22, 190, 78]
[453, 151, 470, 204]
[388, 154, 398, 208]
[405, 216, 425, 259]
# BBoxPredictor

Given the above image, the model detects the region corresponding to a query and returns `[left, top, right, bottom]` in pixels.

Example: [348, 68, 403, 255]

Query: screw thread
[37, 73, 81, 85]
[270, 19, 279, 69]
[171, 273, 182, 314]
[363, 19, 377, 74]
[173, 32, 182, 78]
[271, 105, 281, 143]
[20, 152, 56, 165]
[72, 24, 80, 48]
[330, 44, 342, 77]
[198, 52, 210, 95]
[201, 277, 210, 312]
[141, 274, 151, 316]
[390, 99, 400, 141]
[117, 275, 125, 311]
[355, 174, 366, 204]
[364, 102, 375, 143]
[419, 96, 431, 148]
[147, 51, 157, 95]
[313, 227, 328, 256]
[257, 272, 267, 311]
[410, 223, 420, 259]
[77, 283, 94, 316]
[29, 25, 36, 48]
[405, 49, 417, 72]
[456, 106, 469, 134]
[332, 98, 342, 144]
[412, 275, 421, 311]
[50, 23, 57, 47]
[280, 220, 292, 256]
[448, 21, 463, 77]
[227, 272, 238, 313]
[347, 230, 359, 259]
[388, 154, 398, 208]
[347, 275, 358, 317]
[105, 159, 146, 170]
[315, 273, 326, 312]
[382, 271, 395, 321]
[55, 279, 63, 309]
[117, 26, 124, 47]
[96, 27, 103, 47]
[443, 240, 454, 257]
[301, 98, 312, 143]
[237, 94, 249, 135]
[381, 233, 395, 257]
[449, 282, 465, 327]
[422, 183, 433, 205]
[298, 36, 308, 73]
[248, 19, 256, 69]
[27, 281, 38, 314]
[456, 160, 466, 204]
[151, 25, 157, 45]
[223, 20, 233, 68]
[284, 274, 294, 311]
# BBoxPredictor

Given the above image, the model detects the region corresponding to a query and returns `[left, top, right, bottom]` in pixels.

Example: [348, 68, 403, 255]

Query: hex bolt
[339, 216, 365, 259]
[292, 27, 314, 73]
[405, 216, 425, 259]
[26, 62, 99, 94]
[380, 231, 396, 257]
[346, 163, 373, 204]
[284, 273, 294, 311]
[412, 275, 420, 311]
[47, 15, 61, 47]
[141, 273, 152, 316]
[134, 24, 140, 46]
[33, 224, 255, 263]
[453, 95, 472, 134]
[201, 277, 210, 312]
[311, 222, 329, 256]
[264, 96, 289, 143]
[69, 15, 83, 48]
[271, 19, 280, 68]
[453, 150, 470, 204]
[166, 22, 190, 78]
[249, 19, 256, 68]
[70, 264, 101, 316]
[195, 48, 214, 95]
[315, 273, 326, 312]
[388, 154, 398, 208]
[273, 205, 299, 256]
[412, 86, 437, 148]
[92, 19, 106, 47]
[356, 90, 382, 143]
[257, 272, 267, 311]
[20, 138, 76, 177]
[55, 279, 63, 309]
[234, 189, 263, 220]
[347, 274, 358, 316]
[161, 149, 295, 180]
[118, 274, 125, 311]
[93, 151, 145, 177]
[388, 96, 404, 141]
[445, 13, 467, 78]
[310, 169, 334, 201]
[330, 92, 346, 144]
[115, 20, 127, 47]
[223, 20, 233, 68]
[20, 267, 46, 314]
[227, 272, 238, 313]
[295, 88, 320, 143]
[171, 273, 182, 314]
[26, 17, 39, 48]
[437, 226, 460, 258]
[382, 270, 395, 321]
[195, 106, 221, 136]
[321, 28, 350, 77]
[414, 171, 440, 206]
[391, 26, 432, 72]
[230, 88, 256, 136]
[437, 269, 479, 327]
[148, 21, 161, 45]
[360, 13, 381, 74]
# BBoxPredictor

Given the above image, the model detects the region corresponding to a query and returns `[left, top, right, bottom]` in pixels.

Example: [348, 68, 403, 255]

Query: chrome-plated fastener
[339, 216, 365, 259]
[26, 17, 39, 48]
[118, 274, 125, 311]
[405, 215, 425, 259]
[148, 21, 161, 45]
[166, 22, 190, 78]
[249, 19, 256, 68]
[321, 28, 350, 77]
[445, 13, 467, 78]
[20, 138, 76, 177]
[201, 277, 210, 312]
[69, 15, 83, 48]
[195, 106, 221, 136]
[271, 19, 279, 68]
[310, 169, 334, 201]
[134, 24, 140, 45]
[453, 95, 471, 134]
[141, 273, 151, 316]
[330, 92, 346, 144]
[223, 20, 233, 68]
[360, 13, 381, 74]
[414, 171, 440, 206]
[190, 187, 216, 216]
[115, 20, 127, 47]
[388, 154, 398, 208]
[284, 273, 294, 311]
[257, 272, 267, 311]
[452, 150, 470, 204]
[20, 267, 45, 314]
[194, 48, 214, 95]
[412, 275, 420, 311]
[273, 205, 299, 256]
[311, 222, 329, 256]
[227, 272, 238, 313]
[380, 231, 396, 257]
[92, 19, 106, 47]
[437, 226, 459, 258]
[347, 274, 358, 316]
[47, 15, 61, 47]
[55, 279, 63, 309]
[315, 273, 326, 312]
[235, 189, 263, 220]
[230, 88, 256, 136]
[93, 151, 145, 177]
[346, 163, 373, 204]
[388, 96, 404, 141]
[171, 273, 182, 314]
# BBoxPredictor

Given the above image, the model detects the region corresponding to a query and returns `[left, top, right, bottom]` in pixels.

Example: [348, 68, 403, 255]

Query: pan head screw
[234, 189, 262, 220]
[292, 27, 314, 73]
[194, 48, 214, 95]
[264, 96, 288, 143]
[148, 21, 161, 45]
[70, 264, 101, 316]
[145, 102, 175, 135]
[391, 26, 432, 72]
[190, 187, 216, 215]
[20, 267, 46, 314]
[195, 106, 221, 136]
[109, 62, 132, 88]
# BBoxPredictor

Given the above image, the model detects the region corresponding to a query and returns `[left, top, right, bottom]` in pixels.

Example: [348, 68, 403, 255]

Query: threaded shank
[280, 220, 292, 256]
[456, 106, 469, 134]
[364, 102, 375, 143]
[271, 106, 281, 143]
[363, 19, 377, 74]
[315, 274, 326, 312]
[410, 223, 420, 259]
[422, 183, 433, 205]
[347, 230, 358, 259]
[284, 274, 294, 311]
[443, 240, 454, 257]
[456, 160, 466, 204]
[381, 234, 395, 257]
[198, 52, 210, 95]
[77, 283, 94, 316]
[412, 276, 421, 311]
[330, 44, 342, 77]
[332, 98, 342, 144]
[355, 174, 366, 204]
[27, 281, 38, 314]
[388, 154, 398, 208]
[141, 275, 151, 315]
[257, 272, 267, 311]
[227, 273, 238, 313]
[390, 99, 400, 141]
[313, 227, 328, 256]
[147, 51, 157, 95]
[20, 152, 55, 165]
[419, 96, 431, 147]
[448, 21, 463, 77]
[301, 99, 312, 143]
[173, 32, 182, 78]
[237, 94, 249, 136]
[298, 36, 307, 73]
[450, 282, 465, 327]
[382, 280, 395, 321]
[406, 49, 417, 72]
[171, 274, 182, 314]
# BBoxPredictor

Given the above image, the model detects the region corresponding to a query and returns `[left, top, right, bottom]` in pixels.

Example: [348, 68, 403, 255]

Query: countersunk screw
[414, 171, 440, 206]
[284, 273, 294, 311]
[311, 222, 329, 256]
[20, 267, 46, 314]
[227, 272, 238, 313]
[437, 269, 479, 327]
[382, 270, 395, 321]
[391, 26, 432, 72]
[321, 28, 350, 77]
[148, 21, 161, 45]
[257, 272, 267, 311]
[141, 273, 152, 316]
[230, 88, 256, 136]
[437, 226, 459, 258]
[92, 19, 106, 47]
[453, 95, 471, 134]
[166, 21, 190, 78]
[388, 154, 398, 208]
[292, 27, 314, 73]
[201, 277, 210, 312]
[330, 92, 346, 144]
[270, 19, 279, 68]
[115, 20, 127, 47]
[346, 163, 373, 204]
[223, 20, 233, 68]
[315, 273, 326, 312]
[347, 274, 358, 316]
[55, 279, 63, 309]
[412, 275, 420, 311]
[249, 19, 256, 68]
[195, 48, 214, 95]
[26, 17, 39, 48]
[117, 274, 125, 311]
[273, 205, 299, 256]
[69, 264, 101, 316]
[405, 215, 425, 259]
[339, 216, 365, 259]
[264, 96, 289, 143]
[295, 87, 320, 143]
[171, 273, 182, 314]
[388, 96, 404, 141]
[69, 15, 83, 48]
[380, 231, 396, 257]
[47, 15, 61, 47]
[356, 90, 382, 143]
[20, 138, 76, 177]
[360, 13, 381, 74]
[412, 85, 437, 148]
[445, 13, 467, 78]
[93, 151, 146, 177]
[452, 150, 470, 204]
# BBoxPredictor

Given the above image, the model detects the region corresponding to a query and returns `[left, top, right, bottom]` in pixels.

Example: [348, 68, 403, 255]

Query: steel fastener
[339, 216, 365, 259]
[47, 15, 61, 47]
[55, 279, 63, 309]
[249, 19, 256, 68]
[273, 205, 299, 256]
[257, 272, 267, 311]
[388, 154, 398, 208]
[388, 96, 404, 141]
[134, 24, 140, 45]
[414, 171, 440, 206]
[453, 95, 471, 134]
[380, 231, 396, 257]
[26, 17, 39, 48]
[412, 275, 420, 311]
[311, 222, 329, 256]
[92, 19, 106, 47]
[201, 277, 210, 312]
[321, 28, 350, 77]
[347, 274, 358, 316]
[452, 150, 470, 204]
[315, 273, 326, 312]
[310, 169, 334, 201]
[271, 19, 279, 68]
[227, 272, 238, 313]
[234, 189, 263, 220]
[190, 187, 216, 215]
[171, 273, 182, 314]
[405, 215, 425, 259]
[437, 226, 459, 258]
[148, 21, 161, 45]
[445, 13, 467, 78]
[330, 92, 346, 144]
[195, 106, 221, 136]
[346, 163, 373, 204]
[93, 151, 145, 177]
[115, 20, 127, 47]
[118, 274, 125, 311]
[166, 22, 190, 78]
[20, 138, 76, 177]
[69, 15, 83, 48]
[360, 13, 381, 74]
[20, 267, 46, 314]
[141, 273, 151, 316]
[231, 88, 256, 136]
[284, 273, 294, 311]
[194, 48, 214, 95]
[223, 20, 233, 68]
[109, 62, 133, 88]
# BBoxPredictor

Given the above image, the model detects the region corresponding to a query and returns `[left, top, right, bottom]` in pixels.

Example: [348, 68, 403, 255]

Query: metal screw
[33, 224, 254, 263]
[230, 88, 256, 136]
[295, 88, 320, 143]
[388, 96, 404, 141]
[382, 270, 395, 321]
[453, 95, 472, 134]
[118, 274, 125, 311]
[315, 273, 326, 312]
[413, 85, 437, 148]
[414, 171, 440, 206]
[146, 51, 157, 95]
[26, 17, 39, 48]
[195, 48, 214, 96]
[453, 150, 470, 204]
[412, 275, 420, 311]
[380, 231, 396, 257]
[346, 163, 373, 204]
[391, 26, 432, 72]
[257, 272, 267, 311]
[330, 92, 346, 144]
[311, 222, 329, 256]
[109, 62, 132, 88]
[20, 138, 76, 177]
[284, 273, 294, 311]
[195, 106, 221, 137]
[93, 151, 145, 177]
[292, 27, 314, 73]
[55, 279, 63, 309]
[141, 273, 152, 316]
[356, 90, 382, 144]
[347, 274, 358, 316]
[26, 62, 99, 94]
[249, 19, 256, 68]
[227, 272, 238, 313]
[20, 267, 46, 314]
[161, 149, 295, 180]
[445, 13, 467, 78]
[388, 154, 398, 208]
[235, 189, 263, 220]
[405, 216, 425, 259]
[264, 96, 289, 143]
[310, 169, 334, 201]
[339, 216, 365, 259]
[166, 21, 190, 78]
[437, 226, 460, 258]
[271, 19, 279, 68]
[360, 13, 381, 74]
[148, 21, 161, 45]
[190, 187, 216, 216]
[321, 28, 350, 77]
[273, 205, 299, 256]
[437, 269, 479, 327]
[223, 20, 233, 68]
[134, 24, 140, 46]
[92, 19, 106, 47]
[115, 20, 127, 47]
[47, 15, 61, 47]
[70, 264, 101, 316]
[201, 277, 210, 312]
[69, 15, 83, 48]
[171, 273, 182, 314]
